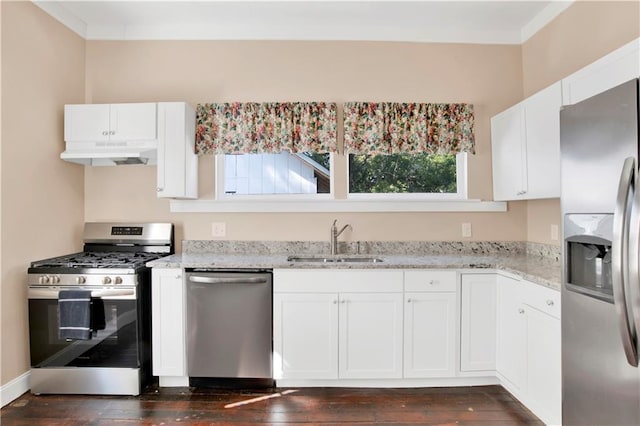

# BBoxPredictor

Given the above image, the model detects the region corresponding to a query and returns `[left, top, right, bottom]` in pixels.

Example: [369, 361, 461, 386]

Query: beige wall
[1, 2, 85, 385]
[522, 0, 640, 244]
[84, 41, 527, 244]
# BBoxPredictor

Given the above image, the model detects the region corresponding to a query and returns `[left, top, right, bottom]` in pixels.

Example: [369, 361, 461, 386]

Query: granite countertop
[147, 252, 561, 291]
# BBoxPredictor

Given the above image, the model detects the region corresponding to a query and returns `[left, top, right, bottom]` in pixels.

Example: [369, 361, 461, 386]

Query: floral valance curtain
[343, 102, 475, 155]
[195, 102, 337, 155]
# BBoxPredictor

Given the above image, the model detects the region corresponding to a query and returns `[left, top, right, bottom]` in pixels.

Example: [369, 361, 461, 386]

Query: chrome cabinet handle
[333, 300, 337, 304]
[407, 298, 412, 303]
[102, 130, 109, 136]
[612, 157, 638, 367]
[518, 308, 525, 314]
[110, 130, 115, 135]
[546, 300, 554, 306]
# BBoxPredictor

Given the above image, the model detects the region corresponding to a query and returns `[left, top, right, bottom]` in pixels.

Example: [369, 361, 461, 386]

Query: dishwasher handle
[188, 275, 269, 285]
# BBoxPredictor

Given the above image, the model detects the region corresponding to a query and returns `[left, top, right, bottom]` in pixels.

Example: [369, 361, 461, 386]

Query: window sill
[169, 199, 507, 213]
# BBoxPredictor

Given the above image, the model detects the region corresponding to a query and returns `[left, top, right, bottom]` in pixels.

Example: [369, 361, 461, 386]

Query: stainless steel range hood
[60, 147, 157, 166]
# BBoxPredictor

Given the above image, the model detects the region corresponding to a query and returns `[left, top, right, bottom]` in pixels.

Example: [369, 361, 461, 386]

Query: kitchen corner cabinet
[151, 268, 186, 378]
[460, 273, 496, 372]
[494, 274, 561, 426]
[491, 81, 561, 201]
[496, 274, 526, 392]
[403, 271, 457, 378]
[156, 102, 198, 199]
[273, 269, 403, 380]
[64, 103, 157, 143]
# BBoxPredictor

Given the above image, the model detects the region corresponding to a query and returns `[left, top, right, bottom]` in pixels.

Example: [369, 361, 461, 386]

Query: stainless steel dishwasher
[186, 269, 273, 387]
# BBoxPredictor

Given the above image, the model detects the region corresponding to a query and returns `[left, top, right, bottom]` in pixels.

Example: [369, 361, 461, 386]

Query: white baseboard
[0, 370, 30, 408]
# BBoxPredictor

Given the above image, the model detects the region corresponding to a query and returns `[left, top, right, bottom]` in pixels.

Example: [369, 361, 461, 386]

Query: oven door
[28, 287, 140, 369]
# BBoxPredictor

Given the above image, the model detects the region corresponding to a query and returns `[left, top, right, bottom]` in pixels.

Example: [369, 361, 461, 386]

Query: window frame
[214, 153, 335, 201]
[346, 152, 468, 200]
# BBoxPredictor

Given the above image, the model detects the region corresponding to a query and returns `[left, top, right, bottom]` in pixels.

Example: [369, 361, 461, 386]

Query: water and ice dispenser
[564, 214, 613, 302]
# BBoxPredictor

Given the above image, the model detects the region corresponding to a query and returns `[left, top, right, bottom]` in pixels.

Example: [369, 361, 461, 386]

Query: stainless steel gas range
[27, 222, 174, 395]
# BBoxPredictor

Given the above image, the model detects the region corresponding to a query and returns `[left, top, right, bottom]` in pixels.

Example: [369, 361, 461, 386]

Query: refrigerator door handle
[612, 156, 638, 367]
[629, 166, 640, 358]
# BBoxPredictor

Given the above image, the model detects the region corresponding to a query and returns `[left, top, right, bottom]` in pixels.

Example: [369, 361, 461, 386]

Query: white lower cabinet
[403, 270, 458, 378]
[404, 292, 457, 378]
[339, 293, 403, 379]
[495, 274, 561, 426]
[273, 269, 404, 380]
[273, 293, 339, 379]
[496, 274, 526, 392]
[460, 274, 497, 372]
[151, 268, 186, 378]
[525, 305, 561, 426]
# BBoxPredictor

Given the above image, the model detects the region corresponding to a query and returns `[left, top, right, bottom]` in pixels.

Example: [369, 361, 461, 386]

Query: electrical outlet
[551, 224, 559, 241]
[462, 222, 472, 238]
[211, 222, 226, 238]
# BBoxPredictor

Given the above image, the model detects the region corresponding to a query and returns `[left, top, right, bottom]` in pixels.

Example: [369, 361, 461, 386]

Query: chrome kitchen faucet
[330, 219, 352, 255]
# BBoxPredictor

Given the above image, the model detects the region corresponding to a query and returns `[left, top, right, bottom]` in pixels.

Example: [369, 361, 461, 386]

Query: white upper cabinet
[65, 103, 157, 143]
[562, 38, 640, 106]
[492, 81, 561, 201]
[491, 103, 526, 201]
[156, 102, 198, 199]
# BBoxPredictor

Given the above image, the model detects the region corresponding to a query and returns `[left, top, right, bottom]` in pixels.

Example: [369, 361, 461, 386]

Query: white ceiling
[34, 0, 574, 44]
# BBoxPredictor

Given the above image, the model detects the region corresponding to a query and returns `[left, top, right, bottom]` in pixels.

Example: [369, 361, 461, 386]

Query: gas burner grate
[30, 251, 165, 269]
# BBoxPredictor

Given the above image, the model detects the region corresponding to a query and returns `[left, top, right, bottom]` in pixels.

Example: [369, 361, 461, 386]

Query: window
[348, 152, 467, 198]
[217, 152, 331, 197]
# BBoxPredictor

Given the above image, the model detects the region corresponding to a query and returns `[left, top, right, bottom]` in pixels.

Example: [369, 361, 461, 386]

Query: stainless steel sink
[287, 256, 384, 263]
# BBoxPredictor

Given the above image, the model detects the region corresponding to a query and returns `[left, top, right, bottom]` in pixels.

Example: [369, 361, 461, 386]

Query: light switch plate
[211, 222, 226, 238]
[462, 222, 472, 238]
[551, 224, 559, 241]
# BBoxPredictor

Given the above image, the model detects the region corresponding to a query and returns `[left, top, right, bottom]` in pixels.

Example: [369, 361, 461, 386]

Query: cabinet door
[339, 293, 403, 379]
[525, 305, 562, 426]
[562, 38, 639, 105]
[109, 103, 157, 142]
[273, 293, 339, 379]
[64, 104, 111, 142]
[460, 274, 497, 372]
[523, 81, 561, 199]
[491, 103, 527, 201]
[496, 275, 526, 391]
[151, 268, 185, 377]
[404, 292, 456, 378]
[157, 102, 198, 199]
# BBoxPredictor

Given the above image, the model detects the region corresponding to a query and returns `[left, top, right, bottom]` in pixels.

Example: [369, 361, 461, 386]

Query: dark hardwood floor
[1, 385, 543, 425]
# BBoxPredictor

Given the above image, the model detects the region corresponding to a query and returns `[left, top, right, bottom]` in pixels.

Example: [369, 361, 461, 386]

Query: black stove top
[29, 251, 166, 271]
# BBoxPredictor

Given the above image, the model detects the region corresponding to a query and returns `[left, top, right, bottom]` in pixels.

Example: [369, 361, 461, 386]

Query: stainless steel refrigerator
[561, 78, 640, 425]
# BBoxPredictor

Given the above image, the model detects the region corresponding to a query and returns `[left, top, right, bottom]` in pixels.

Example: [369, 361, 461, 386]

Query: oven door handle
[28, 288, 137, 300]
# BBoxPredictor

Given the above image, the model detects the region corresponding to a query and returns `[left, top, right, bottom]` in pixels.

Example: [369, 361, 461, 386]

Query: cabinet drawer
[523, 281, 560, 319]
[404, 270, 457, 292]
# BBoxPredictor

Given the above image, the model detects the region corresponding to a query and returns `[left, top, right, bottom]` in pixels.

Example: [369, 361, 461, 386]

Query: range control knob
[50, 276, 60, 284]
[39, 275, 50, 284]
[114, 276, 123, 285]
[102, 276, 112, 285]
[76, 276, 86, 284]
